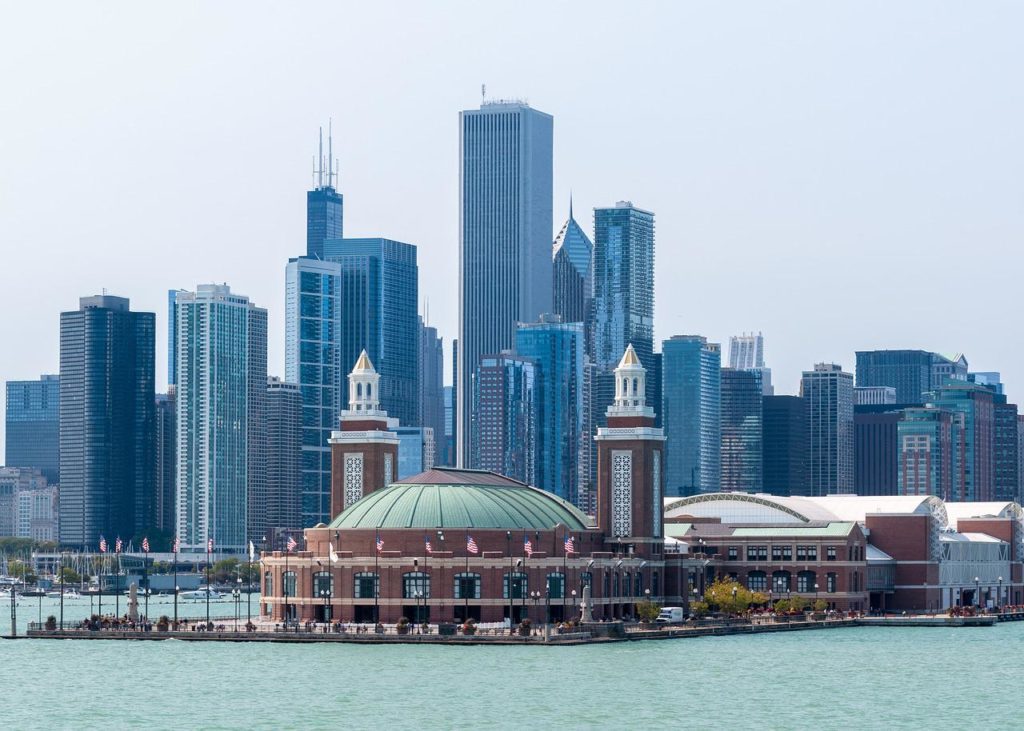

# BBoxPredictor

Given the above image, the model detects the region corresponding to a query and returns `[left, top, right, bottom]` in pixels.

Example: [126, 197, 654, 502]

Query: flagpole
[563, 531, 569, 617]
[97, 541, 102, 621]
[115, 540, 120, 619]
[464, 533, 469, 622]
[374, 532, 379, 625]
[284, 537, 290, 625]
[173, 539, 178, 626]
[247, 541, 252, 630]
[205, 539, 211, 629]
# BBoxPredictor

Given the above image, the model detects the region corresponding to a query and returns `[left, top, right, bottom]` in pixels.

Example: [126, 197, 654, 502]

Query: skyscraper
[265, 376, 303, 537]
[175, 285, 267, 554]
[515, 316, 586, 506]
[5, 374, 60, 484]
[59, 295, 155, 548]
[720, 368, 763, 492]
[471, 352, 536, 484]
[856, 349, 969, 405]
[661, 335, 721, 496]
[324, 237, 419, 427]
[418, 317, 445, 465]
[728, 332, 773, 396]
[443, 386, 455, 467]
[154, 390, 176, 538]
[927, 382, 994, 502]
[762, 395, 809, 496]
[993, 396, 1018, 503]
[285, 257, 342, 526]
[457, 100, 553, 466]
[800, 363, 854, 495]
[853, 406, 901, 496]
[897, 407, 955, 499]
[552, 200, 593, 327]
[306, 125, 343, 259]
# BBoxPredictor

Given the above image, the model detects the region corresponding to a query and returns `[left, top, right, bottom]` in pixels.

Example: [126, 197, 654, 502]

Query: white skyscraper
[175, 284, 267, 553]
[728, 332, 773, 395]
[800, 363, 854, 496]
[457, 99, 553, 466]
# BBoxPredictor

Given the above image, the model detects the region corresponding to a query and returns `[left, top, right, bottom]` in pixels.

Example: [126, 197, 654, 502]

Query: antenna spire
[317, 126, 324, 189]
[569, 190, 574, 220]
[328, 118, 334, 189]
[481, 83, 486, 104]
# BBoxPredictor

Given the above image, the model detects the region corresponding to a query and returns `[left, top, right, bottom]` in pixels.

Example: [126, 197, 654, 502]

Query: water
[1, 611, 1020, 730]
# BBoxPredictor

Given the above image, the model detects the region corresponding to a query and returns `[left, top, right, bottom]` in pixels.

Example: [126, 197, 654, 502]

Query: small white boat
[46, 589, 83, 599]
[179, 588, 224, 600]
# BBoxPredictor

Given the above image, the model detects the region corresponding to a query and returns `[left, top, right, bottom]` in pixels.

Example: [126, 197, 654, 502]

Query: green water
[2, 601, 1020, 730]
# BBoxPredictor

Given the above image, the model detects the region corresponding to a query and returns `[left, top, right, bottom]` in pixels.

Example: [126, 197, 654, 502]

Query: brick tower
[329, 350, 399, 519]
[595, 344, 666, 557]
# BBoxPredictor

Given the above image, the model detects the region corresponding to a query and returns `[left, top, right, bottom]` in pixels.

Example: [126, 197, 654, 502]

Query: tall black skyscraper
[154, 390, 176, 539]
[306, 124, 343, 259]
[762, 395, 809, 497]
[59, 295, 155, 548]
[418, 317, 445, 464]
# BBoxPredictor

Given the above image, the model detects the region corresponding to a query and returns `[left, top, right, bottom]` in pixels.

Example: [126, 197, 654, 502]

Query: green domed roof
[328, 468, 594, 532]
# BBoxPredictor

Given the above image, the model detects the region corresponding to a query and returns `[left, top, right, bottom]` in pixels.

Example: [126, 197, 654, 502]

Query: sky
[1, 1, 1022, 458]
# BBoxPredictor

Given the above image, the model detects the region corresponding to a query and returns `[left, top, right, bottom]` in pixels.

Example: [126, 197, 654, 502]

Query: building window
[611, 451, 633, 537]
[772, 545, 793, 562]
[547, 573, 565, 599]
[652, 571, 659, 596]
[634, 573, 642, 597]
[455, 573, 481, 599]
[344, 453, 364, 508]
[747, 572, 767, 591]
[313, 571, 333, 597]
[747, 545, 767, 561]
[796, 545, 817, 561]
[603, 572, 611, 598]
[613, 573, 620, 597]
[353, 572, 378, 599]
[579, 571, 592, 591]
[283, 571, 296, 598]
[796, 570, 817, 593]
[826, 546, 837, 561]
[503, 572, 528, 600]
[826, 572, 837, 593]
[727, 547, 738, 561]
[402, 571, 430, 599]
[772, 571, 791, 594]
[652, 451, 662, 538]
[263, 571, 273, 597]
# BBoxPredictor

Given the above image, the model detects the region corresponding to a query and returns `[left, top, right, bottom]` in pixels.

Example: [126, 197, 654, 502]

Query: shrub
[636, 600, 662, 623]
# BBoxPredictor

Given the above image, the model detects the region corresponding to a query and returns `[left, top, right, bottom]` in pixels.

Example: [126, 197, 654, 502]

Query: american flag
[115, 537, 123, 554]
[286, 535, 298, 552]
[523, 534, 533, 558]
[207, 537, 214, 552]
[99, 536, 107, 553]
[375, 533, 384, 553]
[466, 533, 479, 555]
[172, 536, 180, 553]
[142, 537, 150, 553]
[424, 535, 432, 554]
[564, 534, 576, 554]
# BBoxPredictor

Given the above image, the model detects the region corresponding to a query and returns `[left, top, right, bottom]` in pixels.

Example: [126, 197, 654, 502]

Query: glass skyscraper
[175, 285, 267, 553]
[5, 374, 60, 484]
[762, 395, 809, 496]
[285, 257, 342, 526]
[265, 376, 303, 536]
[515, 317, 586, 506]
[457, 101, 553, 466]
[927, 382, 995, 502]
[306, 126, 343, 259]
[662, 336, 721, 496]
[324, 237, 420, 428]
[418, 318, 445, 465]
[59, 295, 155, 548]
[720, 368, 763, 492]
[471, 353, 536, 484]
[801, 363, 855, 496]
[552, 201, 593, 327]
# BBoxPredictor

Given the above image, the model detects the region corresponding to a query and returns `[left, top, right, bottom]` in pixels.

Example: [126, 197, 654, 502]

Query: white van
[655, 606, 684, 623]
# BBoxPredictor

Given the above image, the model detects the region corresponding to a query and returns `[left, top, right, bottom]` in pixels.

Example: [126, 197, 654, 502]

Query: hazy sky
[2, 2, 1022, 457]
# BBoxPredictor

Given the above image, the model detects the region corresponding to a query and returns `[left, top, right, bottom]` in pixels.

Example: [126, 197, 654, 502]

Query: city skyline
[3, 3, 1022, 455]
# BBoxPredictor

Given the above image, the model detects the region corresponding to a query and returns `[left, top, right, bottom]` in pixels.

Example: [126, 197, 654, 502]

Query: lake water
[1, 597, 1020, 730]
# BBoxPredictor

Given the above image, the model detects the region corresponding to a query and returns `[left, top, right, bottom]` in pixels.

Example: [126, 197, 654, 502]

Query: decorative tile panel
[612, 450, 632, 537]
[344, 453, 364, 508]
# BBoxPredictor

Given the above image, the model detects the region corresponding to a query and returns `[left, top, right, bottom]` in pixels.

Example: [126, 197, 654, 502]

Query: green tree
[58, 566, 81, 585]
[704, 577, 756, 615]
[9, 559, 37, 584]
[789, 595, 809, 612]
[636, 600, 662, 623]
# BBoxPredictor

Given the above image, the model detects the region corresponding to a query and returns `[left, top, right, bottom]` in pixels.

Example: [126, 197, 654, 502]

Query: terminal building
[260, 348, 1023, 623]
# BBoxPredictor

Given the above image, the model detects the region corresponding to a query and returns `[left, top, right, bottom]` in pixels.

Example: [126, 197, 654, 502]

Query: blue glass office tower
[59, 296, 155, 548]
[5, 375, 60, 484]
[472, 353, 537, 484]
[175, 285, 267, 553]
[285, 257, 342, 526]
[457, 101, 553, 466]
[552, 200, 593, 327]
[323, 237, 419, 428]
[306, 126, 343, 259]
[661, 335, 721, 496]
[927, 382, 995, 502]
[418, 318, 445, 464]
[720, 368, 763, 492]
[515, 317, 586, 506]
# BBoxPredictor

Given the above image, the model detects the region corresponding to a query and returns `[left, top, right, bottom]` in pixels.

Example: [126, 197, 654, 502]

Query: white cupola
[348, 349, 381, 412]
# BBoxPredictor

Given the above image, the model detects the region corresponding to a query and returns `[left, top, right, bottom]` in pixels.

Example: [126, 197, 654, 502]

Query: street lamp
[529, 590, 542, 628]
[571, 589, 578, 618]
[974, 576, 981, 610]
[998, 576, 1004, 612]
[232, 586, 241, 631]
[506, 530, 513, 627]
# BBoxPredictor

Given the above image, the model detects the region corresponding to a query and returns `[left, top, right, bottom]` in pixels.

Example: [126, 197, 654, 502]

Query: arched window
[353, 572, 378, 599]
[652, 571, 659, 596]
[282, 571, 296, 598]
[455, 572, 481, 599]
[772, 570, 791, 594]
[747, 571, 767, 592]
[357, 382, 363, 397]
[503, 572, 528, 599]
[367, 383, 372, 398]
[613, 573, 620, 597]
[634, 573, 642, 597]
[622, 378, 628, 394]
[603, 572, 611, 598]
[797, 570, 817, 593]
[632, 377, 638, 394]
[403, 571, 431, 599]
[546, 573, 565, 599]
[263, 571, 273, 597]
[313, 571, 333, 597]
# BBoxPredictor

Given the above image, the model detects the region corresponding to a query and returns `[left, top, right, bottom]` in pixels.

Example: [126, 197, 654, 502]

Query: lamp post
[974, 576, 981, 610]
[997, 576, 1003, 612]
[571, 589, 577, 619]
[506, 531, 513, 626]
[814, 582, 819, 607]
[59, 551, 65, 629]
[436, 530, 446, 622]
[232, 586, 240, 631]
[319, 588, 330, 631]
[515, 558, 524, 624]
[529, 590, 541, 628]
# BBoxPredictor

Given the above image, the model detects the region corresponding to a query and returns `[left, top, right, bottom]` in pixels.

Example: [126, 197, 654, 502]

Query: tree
[59, 566, 81, 585]
[9, 559, 37, 584]
[789, 595, 809, 612]
[636, 600, 662, 623]
[704, 577, 756, 615]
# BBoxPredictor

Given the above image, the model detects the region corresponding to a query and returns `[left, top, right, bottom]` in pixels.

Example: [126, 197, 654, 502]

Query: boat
[179, 588, 224, 600]
[46, 589, 83, 600]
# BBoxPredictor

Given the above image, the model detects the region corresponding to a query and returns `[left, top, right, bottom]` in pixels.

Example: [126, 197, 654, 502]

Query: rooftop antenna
[481, 83, 486, 104]
[328, 118, 334, 189]
[317, 126, 324, 189]
[569, 189, 574, 220]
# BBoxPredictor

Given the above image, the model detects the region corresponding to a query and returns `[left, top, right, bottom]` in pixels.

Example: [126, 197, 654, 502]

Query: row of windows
[266, 570, 659, 600]
[724, 545, 859, 562]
